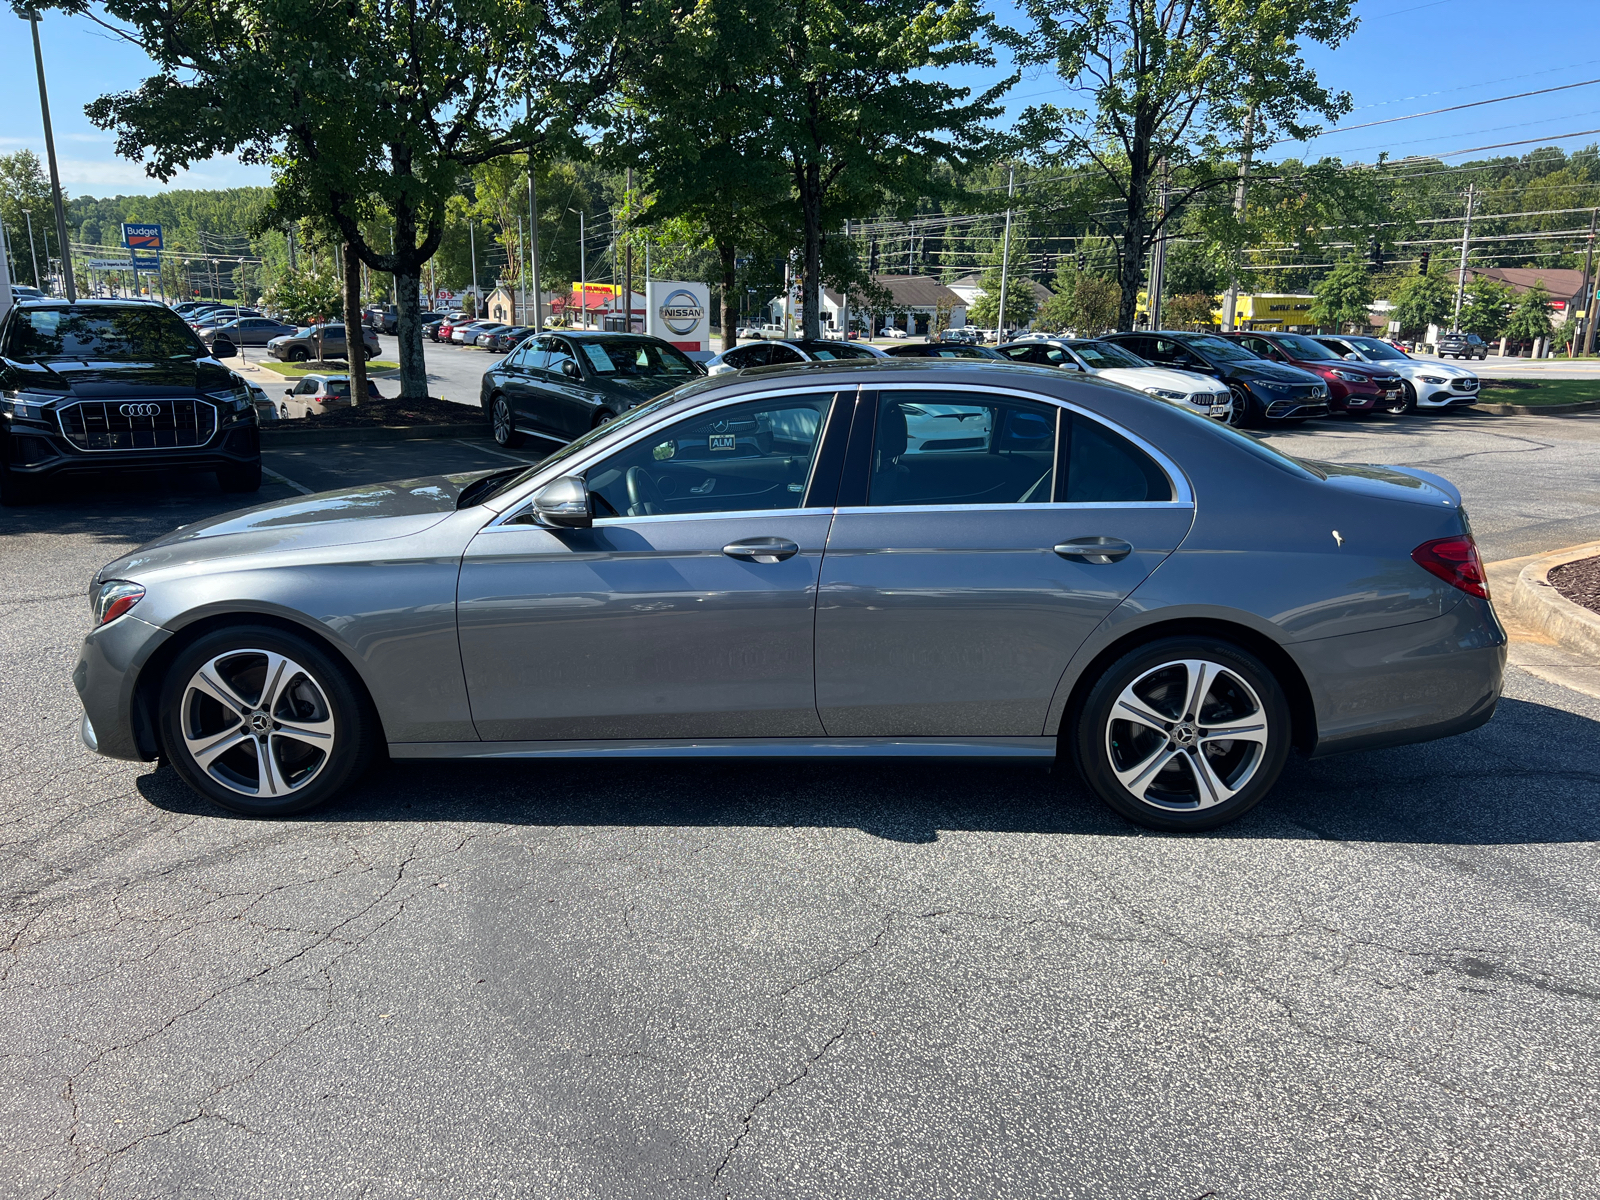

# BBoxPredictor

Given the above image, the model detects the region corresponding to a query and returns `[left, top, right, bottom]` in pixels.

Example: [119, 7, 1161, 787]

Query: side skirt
[388, 736, 1058, 761]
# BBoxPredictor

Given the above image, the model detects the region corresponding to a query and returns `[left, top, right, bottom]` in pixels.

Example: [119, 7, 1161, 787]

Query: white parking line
[263, 466, 314, 495]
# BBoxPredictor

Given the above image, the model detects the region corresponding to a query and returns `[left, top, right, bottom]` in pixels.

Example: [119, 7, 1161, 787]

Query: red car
[1221, 331, 1408, 415]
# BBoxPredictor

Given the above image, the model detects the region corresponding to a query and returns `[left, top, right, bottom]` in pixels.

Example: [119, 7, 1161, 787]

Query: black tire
[216, 460, 263, 493]
[490, 394, 525, 448]
[289, 346, 310, 363]
[280, 403, 291, 419]
[592, 409, 616, 429]
[1227, 386, 1258, 429]
[1069, 636, 1292, 832]
[0, 461, 39, 506]
[1384, 382, 1416, 416]
[158, 624, 378, 817]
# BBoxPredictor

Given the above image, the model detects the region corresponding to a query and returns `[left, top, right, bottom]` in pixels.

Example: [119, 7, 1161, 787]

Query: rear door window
[867, 391, 1057, 507]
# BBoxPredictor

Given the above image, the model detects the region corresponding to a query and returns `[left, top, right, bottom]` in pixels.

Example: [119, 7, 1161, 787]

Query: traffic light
[1418, 251, 1431, 275]
[1076, 251, 1086, 271]
[1369, 236, 1385, 270]
[869, 239, 879, 274]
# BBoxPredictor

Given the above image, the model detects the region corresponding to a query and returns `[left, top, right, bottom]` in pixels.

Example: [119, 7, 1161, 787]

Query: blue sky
[3, 0, 1599, 197]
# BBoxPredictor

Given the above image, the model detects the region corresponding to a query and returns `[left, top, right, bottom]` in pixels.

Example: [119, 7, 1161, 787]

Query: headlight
[1145, 388, 1186, 401]
[209, 385, 252, 412]
[1419, 375, 1447, 384]
[91, 580, 145, 626]
[1250, 379, 1289, 392]
[1, 390, 58, 420]
[1330, 370, 1366, 382]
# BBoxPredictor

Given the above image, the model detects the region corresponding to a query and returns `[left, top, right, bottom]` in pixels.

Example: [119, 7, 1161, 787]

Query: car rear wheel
[593, 410, 616, 429]
[216, 461, 262, 493]
[1070, 637, 1292, 831]
[490, 395, 524, 448]
[159, 625, 378, 817]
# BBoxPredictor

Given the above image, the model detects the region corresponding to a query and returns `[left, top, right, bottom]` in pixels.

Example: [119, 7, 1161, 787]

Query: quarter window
[586, 394, 834, 518]
[1060, 413, 1173, 503]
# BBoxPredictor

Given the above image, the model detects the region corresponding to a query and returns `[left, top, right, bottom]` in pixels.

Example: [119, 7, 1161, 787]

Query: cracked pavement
[3, 413, 1600, 1199]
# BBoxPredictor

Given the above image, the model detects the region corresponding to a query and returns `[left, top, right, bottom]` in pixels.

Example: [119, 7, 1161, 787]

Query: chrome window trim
[832, 500, 1193, 516]
[489, 385, 855, 529]
[872, 381, 1194, 507]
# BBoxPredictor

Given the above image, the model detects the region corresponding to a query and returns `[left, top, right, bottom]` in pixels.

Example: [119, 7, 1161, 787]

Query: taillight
[1412, 536, 1489, 600]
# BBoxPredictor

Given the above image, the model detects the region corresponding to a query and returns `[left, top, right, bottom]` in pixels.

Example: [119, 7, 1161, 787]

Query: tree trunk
[342, 241, 369, 405]
[1117, 131, 1152, 333]
[800, 161, 823, 341]
[719, 239, 738, 351]
[392, 201, 428, 401]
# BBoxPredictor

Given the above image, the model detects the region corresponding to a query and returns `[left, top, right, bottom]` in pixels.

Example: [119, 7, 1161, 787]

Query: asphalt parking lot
[3, 408, 1599, 1198]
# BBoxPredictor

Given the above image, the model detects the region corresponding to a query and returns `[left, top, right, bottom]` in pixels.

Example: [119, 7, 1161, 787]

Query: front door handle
[1054, 537, 1133, 564]
[723, 537, 800, 564]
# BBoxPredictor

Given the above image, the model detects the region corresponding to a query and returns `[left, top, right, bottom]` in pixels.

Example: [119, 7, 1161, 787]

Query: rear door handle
[1054, 537, 1133, 564]
[723, 537, 800, 564]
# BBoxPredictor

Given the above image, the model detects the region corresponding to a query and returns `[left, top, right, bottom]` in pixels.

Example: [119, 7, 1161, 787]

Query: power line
[1282, 77, 1600, 144]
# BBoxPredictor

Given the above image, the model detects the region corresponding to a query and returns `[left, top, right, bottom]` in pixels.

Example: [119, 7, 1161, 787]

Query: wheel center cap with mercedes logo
[248, 712, 272, 734]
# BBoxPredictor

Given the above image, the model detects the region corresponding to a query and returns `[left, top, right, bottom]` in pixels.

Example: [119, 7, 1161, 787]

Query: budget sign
[121, 223, 163, 251]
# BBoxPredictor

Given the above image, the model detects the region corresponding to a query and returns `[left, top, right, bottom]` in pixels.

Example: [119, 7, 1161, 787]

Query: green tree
[968, 262, 1040, 329]
[0, 151, 57, 288]
[1504, 281, 1554, 344]
[1164, 292, 1218, 330]
[1005, 0, 1357, 331]
[1458, 276, 1514, 340]
[261, 267, 341, 326]
[59, 0, 626, 401]
[1311, 260, 1373, 332]
[752, 0, 1010, 340]
[1388, 269, 1452, 336]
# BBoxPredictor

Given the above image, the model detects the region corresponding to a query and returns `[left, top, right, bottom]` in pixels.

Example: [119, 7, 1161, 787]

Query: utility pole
[287, 226, 297, 271]
[469, 221, 478, 313]
[578, 210, 586, 328]
[841, 219, 851, 340]
[517, 215, 526, 324]
[29, 10, 74, 301]
[1221, 104, 1257, 332]
[525, 94, 543, 331]
[624, 167, 634, 333]
[1577, 207, 1598, 357]
[1149, 162, 1170, 331]
[996, 163, 1015, 338]
[1452, 185, 1476, 331]
[22, 211, 41, 288]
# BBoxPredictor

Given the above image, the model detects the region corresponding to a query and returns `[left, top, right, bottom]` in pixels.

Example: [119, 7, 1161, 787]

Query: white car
[998, 337, 1233, 421]
[1313, 334, 1480, 411]
[703, 338, 888, 376]
[880, 326, 909, 339]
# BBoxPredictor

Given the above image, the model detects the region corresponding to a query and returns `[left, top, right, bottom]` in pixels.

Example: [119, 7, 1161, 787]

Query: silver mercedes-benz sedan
[73, 360, 1506, 831]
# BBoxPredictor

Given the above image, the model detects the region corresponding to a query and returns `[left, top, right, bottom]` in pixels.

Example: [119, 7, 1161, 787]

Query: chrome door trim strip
[478, 506, 838, 533]
[388, 736, 1057, 760]
[829, 501, 1193, 516]
[872, 381, 1195, 506]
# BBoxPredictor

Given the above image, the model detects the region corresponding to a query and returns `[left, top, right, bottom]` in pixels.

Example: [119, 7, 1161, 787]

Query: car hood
[1229, 359, 1324, 384]
[1094, 366, 1223, 393]
[98, 473, 486, 581]
[1385, 358, 1477, 380]
[2, 356, 238, 398]
[1310, 461, 1462, 509]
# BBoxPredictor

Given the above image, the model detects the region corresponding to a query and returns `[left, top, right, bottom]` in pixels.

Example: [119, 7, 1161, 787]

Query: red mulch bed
[1549, 556, 1600, 615]
[298, 396, 485, 428]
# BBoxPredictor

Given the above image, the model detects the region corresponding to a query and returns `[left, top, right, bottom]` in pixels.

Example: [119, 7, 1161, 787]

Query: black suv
[1, 300, 262, 504]
[1435, 331, 1488, 360]
[1101, 330, 1330, 426]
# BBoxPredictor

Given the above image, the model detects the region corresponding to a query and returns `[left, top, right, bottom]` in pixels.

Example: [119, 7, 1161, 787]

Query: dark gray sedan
[479, 330, 703, 444]
[74, 360, 1505, 831]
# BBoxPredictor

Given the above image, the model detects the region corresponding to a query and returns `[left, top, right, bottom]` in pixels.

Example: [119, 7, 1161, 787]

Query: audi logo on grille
[118, 403, 164, 417]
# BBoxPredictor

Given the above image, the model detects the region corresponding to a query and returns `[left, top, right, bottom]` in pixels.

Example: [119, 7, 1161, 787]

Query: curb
[261, 421, 490, 446]
[1500, 541, 1600, 660]
[1476, 398, 1600, 416]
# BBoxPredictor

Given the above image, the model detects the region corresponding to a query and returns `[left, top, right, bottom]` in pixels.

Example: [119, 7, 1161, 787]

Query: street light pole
[23, 211, 41, 289]
[526, 94, 543, 331]
[29, 9, 75, 301]
[996, 164, 1015, 339]
[1452, 184, 1476, 331]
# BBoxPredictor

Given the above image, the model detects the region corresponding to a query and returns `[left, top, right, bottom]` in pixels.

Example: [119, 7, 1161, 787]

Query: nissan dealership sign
[646, 280, 711, 353]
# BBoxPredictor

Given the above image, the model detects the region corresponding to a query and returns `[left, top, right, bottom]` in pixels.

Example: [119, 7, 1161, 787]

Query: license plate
[1210, 405, 1228, 418]
[709, 433, 736, 452]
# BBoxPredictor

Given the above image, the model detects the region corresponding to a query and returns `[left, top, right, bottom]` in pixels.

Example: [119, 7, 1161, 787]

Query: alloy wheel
[179, 650, 336, 798]
[492, 396, 514, 444]
[1103, 658, 1270, 811]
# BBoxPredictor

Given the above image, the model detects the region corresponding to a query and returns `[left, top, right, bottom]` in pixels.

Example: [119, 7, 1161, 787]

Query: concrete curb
[1498, 541, 1600, 661]
[1476, 398, 1600, 416]
[261, 421, 489, 446]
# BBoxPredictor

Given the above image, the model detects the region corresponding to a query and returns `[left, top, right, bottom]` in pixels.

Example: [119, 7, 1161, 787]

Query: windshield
[6, 306, 208, 361]
[578, 338, 696, 377]
[1070, 340, 1146, 369]
[1273, 334, 1341, 362]
[1335, 336, 1409, 361]
[1184, 335, 1262, 363]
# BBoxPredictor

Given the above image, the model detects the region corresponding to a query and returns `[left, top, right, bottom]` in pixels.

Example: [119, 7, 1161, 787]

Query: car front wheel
[289, 347, 309, 363]
[159, 625, 378, 817]
[1070, 637, 1292, 831]
[1226, 386, 1254, 428]
[490, 395, 524, 448]
[1385, 382, 1415, 415]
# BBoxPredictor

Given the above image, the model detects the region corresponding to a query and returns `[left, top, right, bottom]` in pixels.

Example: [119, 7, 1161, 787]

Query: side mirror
[532, 475, 592, 528]
[561, 359, 581, 380]
[1344, 353, 1360, 361]
[284, 388, 294, 396]
[213, 342, 237, 359]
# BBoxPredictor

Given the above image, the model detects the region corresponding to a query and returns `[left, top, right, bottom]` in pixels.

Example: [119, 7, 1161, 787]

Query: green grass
[1480, 379, 1600, 406]
[255, 360, 399, 378]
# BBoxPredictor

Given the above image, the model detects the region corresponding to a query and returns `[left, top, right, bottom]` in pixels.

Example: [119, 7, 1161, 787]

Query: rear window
[6, 306, 207, 361]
